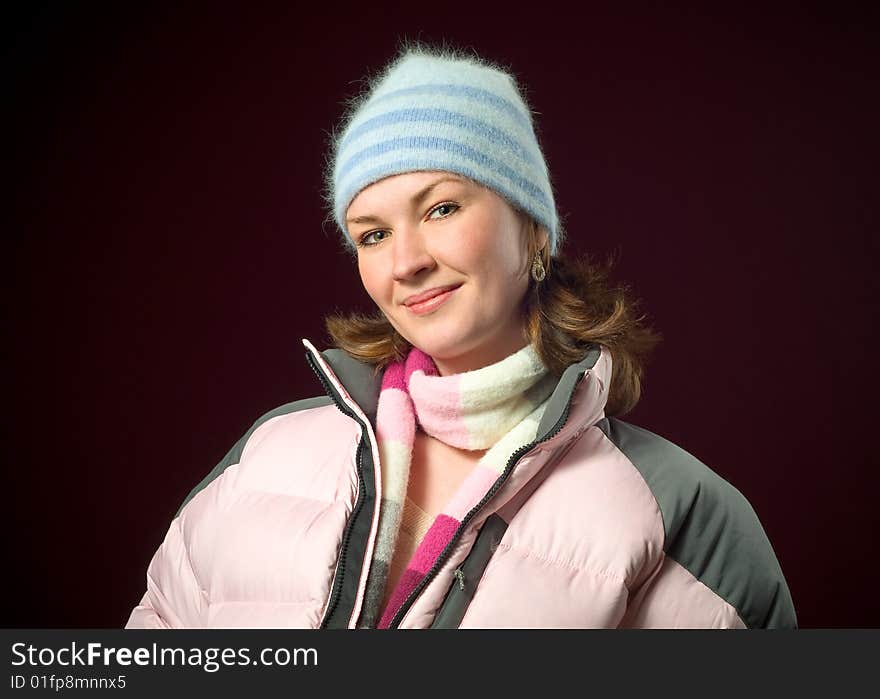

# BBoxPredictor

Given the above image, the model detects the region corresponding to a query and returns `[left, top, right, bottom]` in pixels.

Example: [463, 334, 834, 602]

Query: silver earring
[531, 253, 546, 282]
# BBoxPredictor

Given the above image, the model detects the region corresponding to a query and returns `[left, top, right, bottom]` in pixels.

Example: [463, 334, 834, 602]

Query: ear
[535, 224, 550, 253]
[520, 214, 548, 248]
[525, 217, 549, 256]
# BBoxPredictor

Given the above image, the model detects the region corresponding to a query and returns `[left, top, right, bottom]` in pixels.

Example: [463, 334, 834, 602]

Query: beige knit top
[381, 496, 435, 611]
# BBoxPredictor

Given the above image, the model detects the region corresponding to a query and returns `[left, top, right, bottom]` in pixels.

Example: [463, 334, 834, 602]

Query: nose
[391, 228, 436, 281]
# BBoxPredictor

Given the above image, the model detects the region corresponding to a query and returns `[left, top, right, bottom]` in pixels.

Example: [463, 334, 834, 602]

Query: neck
[431, 328, 532, 376]
[406, 339, 552, 451]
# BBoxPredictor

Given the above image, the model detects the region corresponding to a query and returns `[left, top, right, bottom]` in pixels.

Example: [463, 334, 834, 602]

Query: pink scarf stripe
[408, 514, 461, 574]
[374, 389, 414, 444]
[410, 372, 470, 447]
[378, 569, 424, 629]
[404, 349, 437, 382]
[382, 359, 408, 390]
[378, 514, 461, 629]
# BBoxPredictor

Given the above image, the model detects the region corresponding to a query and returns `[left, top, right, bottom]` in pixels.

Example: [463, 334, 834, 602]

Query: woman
[126, 43, 796, 629]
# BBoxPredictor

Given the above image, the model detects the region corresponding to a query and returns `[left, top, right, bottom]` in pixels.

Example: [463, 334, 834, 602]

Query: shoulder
[594, 417, 797, 628]
[594, 417, 749, 535]
[175, 395, 353, 516]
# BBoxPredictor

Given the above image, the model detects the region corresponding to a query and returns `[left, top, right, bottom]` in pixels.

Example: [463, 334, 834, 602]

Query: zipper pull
[453, 568, 466, 591]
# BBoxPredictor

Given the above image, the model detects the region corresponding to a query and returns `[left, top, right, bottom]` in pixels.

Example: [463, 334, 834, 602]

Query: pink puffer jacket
[126, 339, 795, 628]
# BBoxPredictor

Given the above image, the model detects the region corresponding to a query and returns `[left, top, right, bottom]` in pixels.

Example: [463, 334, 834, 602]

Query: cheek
[480, 208, 527, 273]
[484, 231, 528, 283]
[466, 252, 527, 312]
[357, 260, 388, 305]
[457, 222, 523, 280]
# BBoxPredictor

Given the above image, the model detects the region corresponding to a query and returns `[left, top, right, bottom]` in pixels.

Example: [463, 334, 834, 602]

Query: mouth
[402, 284, 461, 315]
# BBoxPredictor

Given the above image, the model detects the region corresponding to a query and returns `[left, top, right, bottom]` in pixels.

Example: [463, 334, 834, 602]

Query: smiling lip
[402, 284, 461, 315]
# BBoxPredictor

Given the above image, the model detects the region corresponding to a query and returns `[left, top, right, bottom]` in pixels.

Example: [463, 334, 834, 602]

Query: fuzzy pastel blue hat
[326, 45, 562, 255]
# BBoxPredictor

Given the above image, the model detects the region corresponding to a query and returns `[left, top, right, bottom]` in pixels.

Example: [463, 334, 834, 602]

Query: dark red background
[7, 4, 878, 628]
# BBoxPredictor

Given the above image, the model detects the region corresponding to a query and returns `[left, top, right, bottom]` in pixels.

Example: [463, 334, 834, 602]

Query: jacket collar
[302, 339, 611, 441]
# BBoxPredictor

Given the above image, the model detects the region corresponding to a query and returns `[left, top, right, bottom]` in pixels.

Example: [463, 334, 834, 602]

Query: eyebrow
[346, 176, 465, 226]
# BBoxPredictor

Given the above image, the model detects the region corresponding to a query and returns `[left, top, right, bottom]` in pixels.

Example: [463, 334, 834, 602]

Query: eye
[428, 202, 459, 219]
[357, 229, 390, 247]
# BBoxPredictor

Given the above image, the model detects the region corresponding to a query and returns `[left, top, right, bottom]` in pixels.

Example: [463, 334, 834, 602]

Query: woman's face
[346, 171, 542, 375]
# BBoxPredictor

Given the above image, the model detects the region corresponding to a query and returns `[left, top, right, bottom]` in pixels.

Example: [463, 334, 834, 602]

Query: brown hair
[325, 219, 662, 417]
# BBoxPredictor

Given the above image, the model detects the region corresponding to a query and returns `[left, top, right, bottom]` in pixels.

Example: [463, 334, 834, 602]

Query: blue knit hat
[326, 45, 563, 255]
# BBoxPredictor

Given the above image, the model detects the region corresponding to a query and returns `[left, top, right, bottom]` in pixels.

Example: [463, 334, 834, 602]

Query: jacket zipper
[305, 350, 370, 629]
[387, 371, 587, 628]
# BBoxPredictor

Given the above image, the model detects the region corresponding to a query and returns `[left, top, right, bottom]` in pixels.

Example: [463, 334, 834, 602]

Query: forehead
[346, 171, 474, 216]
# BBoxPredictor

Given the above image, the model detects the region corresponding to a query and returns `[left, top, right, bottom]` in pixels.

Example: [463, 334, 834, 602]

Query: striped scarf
[357, 342, 556, 629]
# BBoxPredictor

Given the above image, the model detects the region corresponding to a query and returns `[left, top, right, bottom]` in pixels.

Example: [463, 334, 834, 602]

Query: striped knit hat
[326, 44, 563, 255]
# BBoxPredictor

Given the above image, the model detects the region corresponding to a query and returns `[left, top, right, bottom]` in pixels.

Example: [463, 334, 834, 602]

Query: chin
[405, 337, 464, 361]
[395, 323, 471, 359]
[409, 333, 487, 368]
